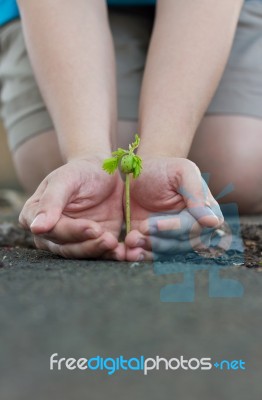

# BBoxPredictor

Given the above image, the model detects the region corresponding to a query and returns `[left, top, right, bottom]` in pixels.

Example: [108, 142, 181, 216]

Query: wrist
[137, 116, 194, 157]
[64, 141, 112, 163]
[137, 137, 190, 159]
[67, 151, 112, 164]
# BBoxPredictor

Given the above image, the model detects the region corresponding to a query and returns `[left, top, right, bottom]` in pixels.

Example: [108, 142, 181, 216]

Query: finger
[208, 198, 224, 225]
[126, 246, 152, 262]
[132, 214, 183, 237]
[125, 230, 151, 250]
[179, 163, 223, 227]
[148, 211, 203, 238]
[126, 232, 213, 262]
[126, 213, 207, 249]
[136, 212, 201, 237]
[34, 232, 118, 259]
[150, 232, 212, 254]
[29, 179, 73, 234]
[39, 217, 103, 244]
[101, 242, 126, 261]
[19, 181, 48, 229]
[126, 232, 212, 258]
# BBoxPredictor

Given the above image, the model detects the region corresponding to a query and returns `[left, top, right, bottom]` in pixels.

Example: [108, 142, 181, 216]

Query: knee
[208, 175, 262, 215]
[12, 130, 63, 194]
[189, 153, 262, 215]
[189, 116, 262, 215]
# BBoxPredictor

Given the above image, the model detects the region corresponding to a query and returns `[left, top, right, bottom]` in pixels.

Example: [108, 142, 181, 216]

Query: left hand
[19, 156, 125, 260]
[125, 156, 224, 261]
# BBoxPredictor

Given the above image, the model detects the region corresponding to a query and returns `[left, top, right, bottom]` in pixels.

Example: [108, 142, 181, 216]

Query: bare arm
[17, 0, 116, 161]
[124, 0, 243, 260]
[17, 0, 125, 260]
[138, 0, 244, 158]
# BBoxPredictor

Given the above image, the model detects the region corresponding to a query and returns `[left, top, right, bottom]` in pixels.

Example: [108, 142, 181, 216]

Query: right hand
[125, 156, 224, 261]
[19, 156, 125, 260]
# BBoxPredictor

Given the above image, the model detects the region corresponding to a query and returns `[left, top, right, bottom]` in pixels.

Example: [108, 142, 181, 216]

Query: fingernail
[136, 239, 146, 248]
[137, 254, 144, 262]
[205, 206, 219, 220]
[205, 205, 216, 214]
[30, 213, 47, 229]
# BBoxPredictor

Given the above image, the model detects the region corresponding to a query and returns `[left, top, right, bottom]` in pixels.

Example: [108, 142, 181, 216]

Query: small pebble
[130, 262, 140, 268]
[215, 229, 226, 237]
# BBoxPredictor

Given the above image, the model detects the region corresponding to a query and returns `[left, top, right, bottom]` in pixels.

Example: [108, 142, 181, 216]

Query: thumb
[179, 162, 222, 228]
[30, 180, 71, 234]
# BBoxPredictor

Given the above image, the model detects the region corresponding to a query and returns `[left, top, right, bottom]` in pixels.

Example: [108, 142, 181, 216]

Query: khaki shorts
[0, 1, 262, 152]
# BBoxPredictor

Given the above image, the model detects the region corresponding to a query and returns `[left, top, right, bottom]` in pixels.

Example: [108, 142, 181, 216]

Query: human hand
[125, 157, 224, 261]
[19, 156, 125, 260]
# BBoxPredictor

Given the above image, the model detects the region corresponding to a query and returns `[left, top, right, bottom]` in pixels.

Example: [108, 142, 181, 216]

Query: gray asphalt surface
[0, 243, 262, 400]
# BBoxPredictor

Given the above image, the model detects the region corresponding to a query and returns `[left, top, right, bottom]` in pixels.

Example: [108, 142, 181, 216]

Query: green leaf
[129, 134, 140, 153]
[112, 148, 128, 158]
[102, 134, 142, 178]
[132, 155, 142, 178]
[135, 154, 142, 164]
[133, 165, 140, 179]
[102, 157, 118, 175]
[132, 159, 137, 168]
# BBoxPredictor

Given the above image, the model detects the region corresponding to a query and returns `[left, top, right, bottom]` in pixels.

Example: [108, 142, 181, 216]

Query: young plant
[102, 134, 142, 235]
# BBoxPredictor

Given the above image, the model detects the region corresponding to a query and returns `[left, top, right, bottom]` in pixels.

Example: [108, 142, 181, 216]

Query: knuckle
[175, 159, 201, 183]
[186, 160, 201, 174]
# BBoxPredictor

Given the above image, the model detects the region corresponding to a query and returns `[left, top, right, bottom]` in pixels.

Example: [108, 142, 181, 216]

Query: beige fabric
[0, 2, 262, 152]
[0, 121, 19, 188]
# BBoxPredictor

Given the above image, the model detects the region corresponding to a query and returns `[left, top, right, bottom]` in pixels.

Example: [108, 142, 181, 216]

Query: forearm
[17, 0, 116, 161]
[138, 0, 244, 158]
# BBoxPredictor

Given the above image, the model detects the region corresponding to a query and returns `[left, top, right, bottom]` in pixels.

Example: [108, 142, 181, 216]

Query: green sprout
[102, 134, 142, 235]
